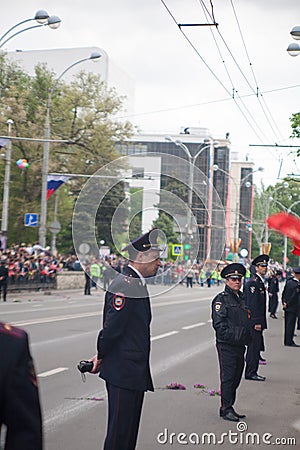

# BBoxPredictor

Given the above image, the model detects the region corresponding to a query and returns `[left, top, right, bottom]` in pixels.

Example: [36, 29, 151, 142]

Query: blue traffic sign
[24, 213, 38, 227]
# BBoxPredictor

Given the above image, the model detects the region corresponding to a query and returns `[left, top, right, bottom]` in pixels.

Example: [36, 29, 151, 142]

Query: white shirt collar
[128, 264, 146, 285]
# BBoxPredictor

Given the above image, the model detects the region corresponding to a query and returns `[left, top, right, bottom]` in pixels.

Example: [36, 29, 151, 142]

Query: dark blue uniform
[97, 265, 154, 450]
[244, 275, 267, 378]
[212, 285, 251, 417]
[0, 322, 43, 449]
[282, 276, 300, 346]
[267, 274, 279, 317]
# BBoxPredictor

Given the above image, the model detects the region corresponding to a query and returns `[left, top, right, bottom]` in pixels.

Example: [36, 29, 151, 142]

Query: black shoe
[259, 355, 266, 362]
[285, 343, 300, 347]
[232, 408, 246, 419]
[245, 375, 266, 381]
[222, 411, 239, 422]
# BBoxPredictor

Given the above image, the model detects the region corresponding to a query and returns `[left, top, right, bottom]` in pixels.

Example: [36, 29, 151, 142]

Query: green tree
[252, 181, 300, 265]
[0, 56, 133, 251]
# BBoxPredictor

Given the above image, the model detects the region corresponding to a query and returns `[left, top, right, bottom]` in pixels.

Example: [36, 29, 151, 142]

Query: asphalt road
[1, 283, 299, 449]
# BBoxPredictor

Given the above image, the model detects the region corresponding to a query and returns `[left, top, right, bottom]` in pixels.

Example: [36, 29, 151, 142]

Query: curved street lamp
[165, 136, 219, 259]
[0, 10, 61, 49]
[213, 165, 264, 260]
[269, 198, 300, 270]
[39, 52, 102, 248]
[287, 25, 300, 57]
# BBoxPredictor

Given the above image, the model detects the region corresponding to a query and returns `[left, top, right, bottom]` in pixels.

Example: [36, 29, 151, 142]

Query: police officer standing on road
[281, 267, 300, 347]
[244, 254, 269, 381]
[212, 263, 251, 422]
[0, 322, 43, 449]
[89, 229, 163, 450]
[0, 259, 9, 302]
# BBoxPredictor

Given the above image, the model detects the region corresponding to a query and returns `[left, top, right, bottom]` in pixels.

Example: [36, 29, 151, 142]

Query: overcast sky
[1, 0, 300, 186]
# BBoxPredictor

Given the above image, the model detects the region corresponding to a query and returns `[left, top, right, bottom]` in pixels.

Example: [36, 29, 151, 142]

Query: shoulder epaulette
[0, 322, 25, 339]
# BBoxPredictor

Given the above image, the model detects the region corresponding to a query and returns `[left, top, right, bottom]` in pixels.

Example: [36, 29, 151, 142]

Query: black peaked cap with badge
[252, 254, 269, 266]
[293, 267, 300, 274]
[221, 263, 246, 279]
[122, 228, 163, 257]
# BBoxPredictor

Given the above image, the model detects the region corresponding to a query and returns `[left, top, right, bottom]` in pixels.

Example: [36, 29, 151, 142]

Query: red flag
[266, 212, 300, 256]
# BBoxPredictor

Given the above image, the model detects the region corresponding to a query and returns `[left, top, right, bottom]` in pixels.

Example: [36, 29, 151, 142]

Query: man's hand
[89, 354, 102, 374]
[254, 324, 262, 331]
[283, 302, 287, 309]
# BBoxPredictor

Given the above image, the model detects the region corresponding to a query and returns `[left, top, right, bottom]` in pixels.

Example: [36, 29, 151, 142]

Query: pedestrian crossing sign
[172, 244, 183, 256]
[24, 213, 38, 227]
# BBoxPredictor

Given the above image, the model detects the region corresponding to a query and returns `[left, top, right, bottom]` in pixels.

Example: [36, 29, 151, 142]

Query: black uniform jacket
[282, 277, 300, 314]
[211, 285, 251, 347]
[0, 322, 43, 450]
[97, 266, 154, 392]
[268, 276, 279, 294]
[244, 275, 267, 329]
[0, 265, 8, 283]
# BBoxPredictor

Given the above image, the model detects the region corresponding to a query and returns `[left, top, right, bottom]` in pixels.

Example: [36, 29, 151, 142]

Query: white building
[7, 46, 135, 116]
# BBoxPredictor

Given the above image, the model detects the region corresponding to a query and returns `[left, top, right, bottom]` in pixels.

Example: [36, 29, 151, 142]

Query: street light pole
[0, 119, 14, 251]
[213, 166, 263, 260]
[39, 52, 102, 248]
[165, 136, 218, 261]
[264, 182, 289, 247]
[270, 198, 300, 270]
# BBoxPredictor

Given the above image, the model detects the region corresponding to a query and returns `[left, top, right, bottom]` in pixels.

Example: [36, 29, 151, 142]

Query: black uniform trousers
[0, 282, 7, 302]
[217, 343, 245, 415]
[284, 311, 297, 345]
[245, 329, 262, 378]
[269, 294, 278, 316]
[104, 382, 144, 450]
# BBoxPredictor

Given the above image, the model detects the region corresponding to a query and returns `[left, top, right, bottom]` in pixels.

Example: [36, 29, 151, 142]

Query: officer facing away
[244, 254, 269, 381]
[212, 263, 251, 422]
[282, 266, 300, 347]
[89, 229, 163, 450]
[0, 322, 43, 449]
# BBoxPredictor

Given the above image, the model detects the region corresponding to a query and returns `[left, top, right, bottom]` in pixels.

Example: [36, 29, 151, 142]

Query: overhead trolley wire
[160, 0, 267, 143]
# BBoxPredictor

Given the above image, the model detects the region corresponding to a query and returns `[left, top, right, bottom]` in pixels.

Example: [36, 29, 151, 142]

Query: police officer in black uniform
[282, 267, 300, 347]
[90, 229, 163, 450]
[211, 263, 251, 422]
[244, 254, 269, 381]
[267, 270, 280, 318]
[0, 259, 9, 302]
[0, 322, 43, 449]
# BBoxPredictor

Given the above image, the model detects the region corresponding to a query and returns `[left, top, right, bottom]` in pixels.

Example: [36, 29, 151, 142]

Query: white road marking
[38, 367, 68, 378]
[182, 322, 206, 330]
[11, 311, 101, 327]
[207, 319, 212, 323]
[151, 331, 178, 341]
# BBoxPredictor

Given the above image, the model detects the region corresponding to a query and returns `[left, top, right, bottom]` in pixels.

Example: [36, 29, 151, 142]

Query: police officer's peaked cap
[293, 267, 300, 274]
[122, 228, 163, 254]
[252, 254, 269, 266]
[221, 263, 246, 279]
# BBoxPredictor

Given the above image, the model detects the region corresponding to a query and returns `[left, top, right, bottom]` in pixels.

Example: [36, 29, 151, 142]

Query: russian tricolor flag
[47, 175, 70, 200]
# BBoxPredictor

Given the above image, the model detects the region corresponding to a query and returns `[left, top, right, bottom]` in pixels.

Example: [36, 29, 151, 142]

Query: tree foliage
[0, 55, 133, 252]
[252, 180, 300, 266]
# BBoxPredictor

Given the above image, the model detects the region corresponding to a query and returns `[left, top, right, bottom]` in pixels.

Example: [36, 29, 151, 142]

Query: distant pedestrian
[0, 259, 8, 302]
[282, 267, 300, 347]
[84, 263, 91, 295]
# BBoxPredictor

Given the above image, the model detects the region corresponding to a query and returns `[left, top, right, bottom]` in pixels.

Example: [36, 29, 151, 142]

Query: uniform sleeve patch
[214, 302, 222, 312]
[112, 293, 126, 311]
